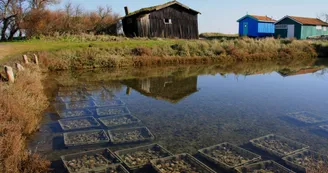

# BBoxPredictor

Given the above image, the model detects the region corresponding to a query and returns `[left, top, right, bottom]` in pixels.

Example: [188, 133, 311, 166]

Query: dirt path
[0, 44, 13, 59]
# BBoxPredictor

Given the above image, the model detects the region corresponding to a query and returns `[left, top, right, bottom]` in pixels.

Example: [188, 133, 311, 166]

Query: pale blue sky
[55, 0, 328, 34]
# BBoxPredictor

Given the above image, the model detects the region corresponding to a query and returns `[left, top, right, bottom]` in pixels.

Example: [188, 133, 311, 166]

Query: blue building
[237, 15, 276, 37]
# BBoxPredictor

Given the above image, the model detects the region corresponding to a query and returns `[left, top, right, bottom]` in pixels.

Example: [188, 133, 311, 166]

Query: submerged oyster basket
[61, 148, 119, 173]
[98, 114, 141, 128]
[59, 95, 90, 103]
[65, 100, 95, 110]
[108, 127, 154, 145]
[250, 134, 309, 158]
[64, 129, 110, 147]
[282, 149, 328, 173]
[94, 99, 125, 108]
[286, 111, 328, 124]
[96, 106, 130, 117]
[58, 90, 86, 97]
[83, 85, 105, 91]
[58, 86, 83, 92]
[105, 164, 129, 173]
[198, 142, 261, 170]
[235, 160, 295, 173]
[57, 109, 93, 119]
[150, 153, 217, 173]
[114, 144, 173, 170]
[58, 116, 101, 131]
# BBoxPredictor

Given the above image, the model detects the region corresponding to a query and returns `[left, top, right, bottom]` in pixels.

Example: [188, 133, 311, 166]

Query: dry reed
[37, 38, 317, 71]
[0, 66, 50, 173]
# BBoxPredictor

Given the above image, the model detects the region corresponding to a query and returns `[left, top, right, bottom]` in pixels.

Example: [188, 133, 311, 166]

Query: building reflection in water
[122, 76, 198, 103]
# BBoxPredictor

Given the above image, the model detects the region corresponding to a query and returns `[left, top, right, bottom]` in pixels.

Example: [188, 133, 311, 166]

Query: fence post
[23, 55, 29, 64]
[15, 63, 25, 71]
[33, 54, 39, 64]
[126, 87, 131, 95]
[4, 66, 15, 83]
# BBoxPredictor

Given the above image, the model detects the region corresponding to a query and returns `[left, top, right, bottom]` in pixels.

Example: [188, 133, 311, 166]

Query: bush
[0, 66, 50, 173]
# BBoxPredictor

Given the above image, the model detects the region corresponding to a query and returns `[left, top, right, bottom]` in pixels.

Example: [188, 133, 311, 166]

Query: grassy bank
[0, 66, 50, 173]
[19, 37, 317, 71]
[1, 35, 321, 67]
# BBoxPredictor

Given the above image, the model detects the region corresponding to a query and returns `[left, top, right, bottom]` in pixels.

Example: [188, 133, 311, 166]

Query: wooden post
[126, 87, 131, 95]
[4, 66, 14, 83]
[33, 54, 39, 64]
[15, 63, 25, 71]
[23, 55, 29, 64]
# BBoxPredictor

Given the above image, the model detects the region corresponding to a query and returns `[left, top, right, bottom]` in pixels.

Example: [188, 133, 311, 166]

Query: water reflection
[122, 76, 198, 103]
[278, 67, 324, 77]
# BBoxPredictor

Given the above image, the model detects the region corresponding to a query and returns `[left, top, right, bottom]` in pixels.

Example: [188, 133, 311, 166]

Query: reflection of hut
[278, 67, 323, 77]
[122, 76, 198, 103]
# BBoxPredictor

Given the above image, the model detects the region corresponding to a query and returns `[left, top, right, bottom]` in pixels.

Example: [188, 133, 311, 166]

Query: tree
[0, 0, 22, 41]
[0, 0, 58, 41]
[318, 13, 328, 22]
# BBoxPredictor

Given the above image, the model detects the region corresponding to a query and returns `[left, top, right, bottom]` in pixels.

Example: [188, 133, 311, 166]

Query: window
[164, 19, 172, 24]
[316, 25, 322, 30]
[324, 27, 327, 31]
[275, 24, 287, 29]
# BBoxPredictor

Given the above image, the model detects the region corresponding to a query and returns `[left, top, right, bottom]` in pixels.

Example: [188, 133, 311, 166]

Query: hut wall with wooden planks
[122, 1, 200, 39]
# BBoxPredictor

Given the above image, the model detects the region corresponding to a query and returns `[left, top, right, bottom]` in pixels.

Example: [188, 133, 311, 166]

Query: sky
[54, 0, 328, 34]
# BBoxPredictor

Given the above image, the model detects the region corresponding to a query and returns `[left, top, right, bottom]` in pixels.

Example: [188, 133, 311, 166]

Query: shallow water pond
[29, 60, 328, 172]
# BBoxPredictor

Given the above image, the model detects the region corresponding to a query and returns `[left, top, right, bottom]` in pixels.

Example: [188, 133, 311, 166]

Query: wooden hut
[122, 1, 200, 39]
[275, 16, 328, 39]
[237, 15, 276, 37]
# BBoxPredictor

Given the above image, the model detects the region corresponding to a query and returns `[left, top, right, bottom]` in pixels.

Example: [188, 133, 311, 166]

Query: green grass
[0, 36, 182, 63]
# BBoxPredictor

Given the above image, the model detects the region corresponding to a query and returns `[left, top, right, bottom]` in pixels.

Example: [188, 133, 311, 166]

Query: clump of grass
[0, 66, 50, 173]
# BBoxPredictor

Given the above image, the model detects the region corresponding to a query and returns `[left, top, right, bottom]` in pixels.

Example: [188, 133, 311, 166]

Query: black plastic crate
[282, 149, 328, 173]
[66, 101, 95, 110]
[286, 111, 328, 124]
[98, 115, 141, 128]
[151, 153, 216, 173]
[61, 148, 119, 173]
[108, 127, 154, 145]
[94, 99, 125, 108]
[104, 164, 129, 173]
[58, 116, 101, 131]
[235, 160, 295, 173]
[85, 88, 110, 97]
[58, 90, 86, 97]
[60, 95, 90, 103]
[114, 144, 173, 171]
[58, 86, 83, 92]
[250, 134, 309, 158]
[57, 109, 93, 119]
[198, 142, 261, 170]
[64, 129, 110, 147]
[96, 106, 130, 117]
[83, 85, 105, 91]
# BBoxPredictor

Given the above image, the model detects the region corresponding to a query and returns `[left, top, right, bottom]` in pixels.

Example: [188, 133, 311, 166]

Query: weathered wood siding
[123, 4, 199, 39]
[137, 14, 151, 37]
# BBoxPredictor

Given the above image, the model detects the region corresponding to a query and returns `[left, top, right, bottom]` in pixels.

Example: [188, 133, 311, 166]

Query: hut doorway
[287, 25, 295, 38]
[243, 22, 248, 36]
